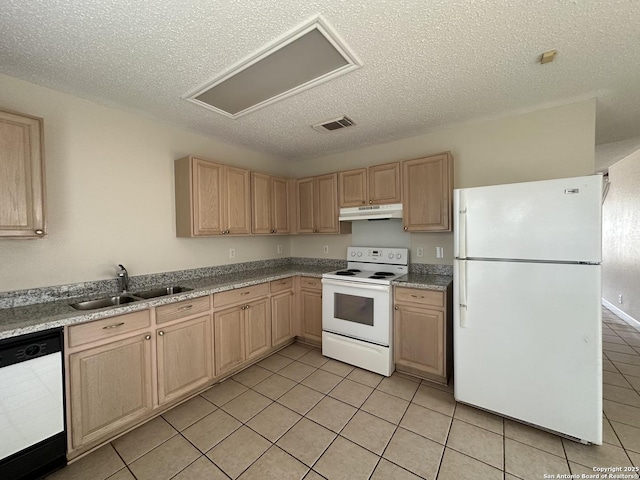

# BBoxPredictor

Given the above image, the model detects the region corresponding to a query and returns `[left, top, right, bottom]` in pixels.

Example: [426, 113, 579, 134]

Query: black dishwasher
[0, 328, 67, 480]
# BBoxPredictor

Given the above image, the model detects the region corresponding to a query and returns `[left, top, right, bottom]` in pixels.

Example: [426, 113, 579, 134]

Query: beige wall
[602, 149, 640, 321]
[291, 100, 596, 262]
[0, 74, 293, 292]
[0, 73, 596, 292]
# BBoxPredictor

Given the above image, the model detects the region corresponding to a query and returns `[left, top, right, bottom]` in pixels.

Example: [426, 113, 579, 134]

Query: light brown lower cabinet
[156, 314, 213, 405]
[68, 333, 153, 450]
[271, 289, 295, 348]
[393, 286, 452, 384]
[299, 277, 322, 345]
[214, 296, 271, 376]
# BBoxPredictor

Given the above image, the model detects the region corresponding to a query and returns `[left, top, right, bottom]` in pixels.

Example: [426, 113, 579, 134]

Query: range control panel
[347, 247, 409, 265]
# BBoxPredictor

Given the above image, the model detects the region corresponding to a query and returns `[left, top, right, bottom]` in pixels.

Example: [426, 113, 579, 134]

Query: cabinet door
[296, 177, 315, 233]
[0, 110, 46, 238]
[394, 304, 445, 377]
[369, 162, 401, 205]
[315, 173, 339, 233]
[225, 166, 251, 235]
[69, 333, 153, 449]
[272, 176, 291, 234]
[245, 297, 271, 361]
[402, 153, 453, 232]
[192, 158, 224, 236]
[251, 172, 272, 234]
[157, 315, 213, 405]
[300, 289, 322, 343]
[214, 306, 245, 376]
[271, 290, 294, 348]
[339, 168, 367, 208]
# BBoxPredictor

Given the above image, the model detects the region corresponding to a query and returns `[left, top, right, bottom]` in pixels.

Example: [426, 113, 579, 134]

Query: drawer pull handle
[178, 305, 193, 311]
[411, 295, 425, 299]
[240, 292, 251, 296]
[103, 322, 125, 330]
[279, 281, 287, 285]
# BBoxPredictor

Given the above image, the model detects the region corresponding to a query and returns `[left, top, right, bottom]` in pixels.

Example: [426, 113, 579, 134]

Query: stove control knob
[388, 253, 394, 259]
[351, 251, 356, 257]
[357, 252, 362, 257]
[396, 253, 402, 259]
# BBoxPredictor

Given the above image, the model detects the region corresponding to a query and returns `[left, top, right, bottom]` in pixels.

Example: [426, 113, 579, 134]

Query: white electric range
[321, 246, 408, 376]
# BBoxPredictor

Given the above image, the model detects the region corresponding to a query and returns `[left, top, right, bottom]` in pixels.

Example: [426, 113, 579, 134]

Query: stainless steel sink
[133, 286, 193, 299]
[70, 295, 140, 311]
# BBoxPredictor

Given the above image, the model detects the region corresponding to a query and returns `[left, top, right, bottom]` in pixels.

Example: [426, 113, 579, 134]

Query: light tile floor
[47, 307, 640, 480]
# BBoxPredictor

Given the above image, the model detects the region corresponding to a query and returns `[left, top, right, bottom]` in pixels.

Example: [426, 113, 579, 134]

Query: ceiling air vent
[312, 116, 356, 133]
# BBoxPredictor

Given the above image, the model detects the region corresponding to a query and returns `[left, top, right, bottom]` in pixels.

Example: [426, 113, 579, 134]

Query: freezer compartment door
[454, 175, 602, 262]
[453, 260, 602, 444]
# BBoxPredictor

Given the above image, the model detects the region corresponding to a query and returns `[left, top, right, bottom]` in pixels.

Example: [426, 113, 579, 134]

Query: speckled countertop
[0, 266, 452, 340]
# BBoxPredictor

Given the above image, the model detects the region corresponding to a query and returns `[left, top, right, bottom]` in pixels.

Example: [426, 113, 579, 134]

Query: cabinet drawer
[270, 277, 293, 293]
[394, 287, 444, 308]
[299, 276, 321, 290]
[155, 295, 211, 324]
[214, 283, 269, 309]
[68, 310, 151, 347]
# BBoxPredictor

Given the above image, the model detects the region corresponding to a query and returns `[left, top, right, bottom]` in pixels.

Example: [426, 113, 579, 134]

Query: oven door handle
[321, 278, 391, 292]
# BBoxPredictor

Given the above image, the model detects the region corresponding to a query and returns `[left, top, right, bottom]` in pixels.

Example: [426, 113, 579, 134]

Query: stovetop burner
[347, 269, 361, 272]
[369, 275, 387, 279]
[374, 271, 394, 276]
[335, 271, 356, 276]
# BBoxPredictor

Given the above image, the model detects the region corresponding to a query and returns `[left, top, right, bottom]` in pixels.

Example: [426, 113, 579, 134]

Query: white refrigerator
[453, 174, 603, 444]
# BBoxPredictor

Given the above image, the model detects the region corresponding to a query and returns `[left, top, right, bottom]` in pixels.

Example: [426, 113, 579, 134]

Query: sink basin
[133, 286, 193, 299]
[70, 295, 140, 311]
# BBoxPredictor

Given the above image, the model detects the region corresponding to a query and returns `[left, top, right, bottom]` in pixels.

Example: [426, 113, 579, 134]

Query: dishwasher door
[0, 328, 66, 480]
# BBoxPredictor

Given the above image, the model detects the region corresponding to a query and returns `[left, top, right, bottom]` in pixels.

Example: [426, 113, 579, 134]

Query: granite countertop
[0, 266, 452, 340]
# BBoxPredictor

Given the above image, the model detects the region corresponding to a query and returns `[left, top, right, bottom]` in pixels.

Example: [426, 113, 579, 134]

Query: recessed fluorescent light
[185, 15, 362, 118]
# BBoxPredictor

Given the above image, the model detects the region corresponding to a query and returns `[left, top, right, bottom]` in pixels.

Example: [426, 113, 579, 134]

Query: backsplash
[0, 258, 344, 309]
[0, 257, 450, 309]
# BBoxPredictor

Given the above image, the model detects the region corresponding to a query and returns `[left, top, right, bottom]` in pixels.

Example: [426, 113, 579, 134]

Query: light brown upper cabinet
[0, 109, 46, 238]
[296, 173, 351, 234]
[251, 172, 291, 234]
[402, 152, 453, 232]
[175, 156, 251, 237]
[339, 162, 401, 208]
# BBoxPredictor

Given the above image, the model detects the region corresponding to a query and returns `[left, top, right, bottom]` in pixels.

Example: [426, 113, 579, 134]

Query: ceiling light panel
[185, 15, 362, 118]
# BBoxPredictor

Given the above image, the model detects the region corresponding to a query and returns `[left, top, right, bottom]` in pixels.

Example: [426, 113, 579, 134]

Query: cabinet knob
[245, 304, 250, 309]
[241, 305, 246, 310]
[35, 229, 44, 235]
[394, 306, 399, 310]
[273, 229, 277, 233]
[158, 331, 165, 336]
[403, 226, 408, 231]
[369, 200, 372, 204]
[145, 335, 151, 340]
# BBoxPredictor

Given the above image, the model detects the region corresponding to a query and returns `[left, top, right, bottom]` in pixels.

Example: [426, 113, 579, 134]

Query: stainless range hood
[339, 203, 403, 221]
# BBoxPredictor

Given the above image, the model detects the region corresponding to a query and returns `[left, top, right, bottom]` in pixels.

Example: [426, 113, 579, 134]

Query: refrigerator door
[454, 259, 602, 444]
[454, 175, 602, 263]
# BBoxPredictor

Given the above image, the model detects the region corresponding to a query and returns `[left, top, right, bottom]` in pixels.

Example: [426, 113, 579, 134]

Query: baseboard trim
[602, 298, 640, 330]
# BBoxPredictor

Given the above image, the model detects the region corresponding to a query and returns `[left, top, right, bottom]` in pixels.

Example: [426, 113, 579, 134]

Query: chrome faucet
[117, 264, 129, 294]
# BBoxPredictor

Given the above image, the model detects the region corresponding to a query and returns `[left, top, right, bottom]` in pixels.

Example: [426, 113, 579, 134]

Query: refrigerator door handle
[458, 192, 467, 259]
[459, 260, 468, 328]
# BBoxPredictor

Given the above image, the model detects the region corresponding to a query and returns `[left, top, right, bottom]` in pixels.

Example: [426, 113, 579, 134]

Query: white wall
[0, 74, 293, 292]
[602, 149, 640, 322]
[291, 100, 596, 263]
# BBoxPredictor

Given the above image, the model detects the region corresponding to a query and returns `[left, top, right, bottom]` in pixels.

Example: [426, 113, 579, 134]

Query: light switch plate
[436, 246, 444, 259]
[229, 248, 236, 259]
[416, 247, 424, 258]
[277, 244, 283, 254]
[323, 245, 329, 254]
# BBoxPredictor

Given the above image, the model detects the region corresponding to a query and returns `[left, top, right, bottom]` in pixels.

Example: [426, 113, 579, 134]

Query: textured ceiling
[2, 0, 640, 161]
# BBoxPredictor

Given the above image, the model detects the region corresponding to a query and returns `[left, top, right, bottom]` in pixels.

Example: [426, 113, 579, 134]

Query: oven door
[322, 278, 391, 346]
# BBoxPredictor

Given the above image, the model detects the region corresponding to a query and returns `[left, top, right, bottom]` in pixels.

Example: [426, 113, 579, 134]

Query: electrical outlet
[619, 294, 624, 304]
[323, 245, 329, 254]
[229, 248, 236, 259]
[277, 244, 283, 254]
[436, 246, 444, 259]
[416, 247, 424, 258]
